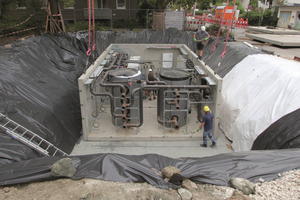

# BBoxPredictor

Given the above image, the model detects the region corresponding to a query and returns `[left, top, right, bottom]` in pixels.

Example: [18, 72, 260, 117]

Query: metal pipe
[90, 76, 122, 118]
[100, 70, 126, 98]
[143, 84, 211, 93]
[166, 99, 180, 110]
[103, 55, 118, 71]
[173, 88, 181, 99]
[117, 53, 125, 66]
[144, 64, 167, 85]
[157, 116, 179, 130]
[122, 88, 143, 128]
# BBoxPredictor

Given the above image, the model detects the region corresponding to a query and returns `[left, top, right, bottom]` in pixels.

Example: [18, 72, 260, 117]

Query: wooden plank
[57, 3, 66, 32]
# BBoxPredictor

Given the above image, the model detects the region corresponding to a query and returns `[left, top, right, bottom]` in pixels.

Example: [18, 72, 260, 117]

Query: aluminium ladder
[0, 113, 68, 157]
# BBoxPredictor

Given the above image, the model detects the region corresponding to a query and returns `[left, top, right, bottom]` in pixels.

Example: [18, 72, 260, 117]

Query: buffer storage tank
[109, 68, 142, 126]
[157, 68, 190, 128]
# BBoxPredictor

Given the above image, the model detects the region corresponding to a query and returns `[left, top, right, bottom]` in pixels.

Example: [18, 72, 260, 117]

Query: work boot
[210, 142, 216, 148]
[198, 55, 202, 60]
[200, 144, 207, 148]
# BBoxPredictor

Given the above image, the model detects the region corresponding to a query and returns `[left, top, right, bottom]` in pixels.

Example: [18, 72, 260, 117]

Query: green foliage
[195, 10, 213, 15]
[60, 0, 75, 8]
[113, 19, 140, 29]
[66, 21, 107, 32]
[206, 23, 228, 37]
[239, 8, 278, 26]
[249, 0, 258, 10]
[199, 0, 211, 10]
[261, 9, 278, 27]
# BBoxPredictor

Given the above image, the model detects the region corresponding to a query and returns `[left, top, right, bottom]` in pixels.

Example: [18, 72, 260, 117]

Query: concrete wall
[277, 6, 300, 29]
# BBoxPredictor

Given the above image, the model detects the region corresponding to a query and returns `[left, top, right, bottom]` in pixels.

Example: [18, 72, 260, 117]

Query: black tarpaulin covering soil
[0, 33, 88, 164]
[1, 150, 300, 188]
[252, 108, 300, 150]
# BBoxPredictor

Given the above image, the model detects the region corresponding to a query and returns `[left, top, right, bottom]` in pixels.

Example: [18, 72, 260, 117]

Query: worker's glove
[204, 38, 208, 41]
[194, 38, 197, 42]
[197, 128, 200, 131]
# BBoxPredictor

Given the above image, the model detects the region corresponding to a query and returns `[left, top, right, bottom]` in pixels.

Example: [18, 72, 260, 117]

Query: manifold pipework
[90, 70, 128, 119]
[157, 116, 180, 130]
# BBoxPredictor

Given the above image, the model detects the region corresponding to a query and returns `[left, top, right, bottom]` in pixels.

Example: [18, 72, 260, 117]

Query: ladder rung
[3, 120, 11, 127]
[12, 125, 20, 132]
[21, 130, 28, 136]
[38, 140, 44, 146]
[45, 144, 52, 151]
[53, 149, 58, 156]
[29, 135, 35, 141]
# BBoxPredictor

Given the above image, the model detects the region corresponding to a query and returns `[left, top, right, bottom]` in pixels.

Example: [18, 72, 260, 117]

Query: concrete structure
[78, 44, 222, 142]
[245, 33, 300, 46]
[277, 4, 300, 30]
[246, 26, 300, 35]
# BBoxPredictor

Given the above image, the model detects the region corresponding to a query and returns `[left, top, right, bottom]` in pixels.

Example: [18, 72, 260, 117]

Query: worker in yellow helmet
[197, 106, 217, 148]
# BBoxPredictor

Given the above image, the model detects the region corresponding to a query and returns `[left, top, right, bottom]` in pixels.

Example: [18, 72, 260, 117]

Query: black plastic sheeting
[252, 108, 300, 150]
[1, 150, 300, 188]
[202, 37, 262, 78]
[0, 33, 88, 164]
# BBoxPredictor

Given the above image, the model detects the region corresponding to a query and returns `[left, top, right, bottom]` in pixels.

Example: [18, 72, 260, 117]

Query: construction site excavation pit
[78, 44, 223, 142]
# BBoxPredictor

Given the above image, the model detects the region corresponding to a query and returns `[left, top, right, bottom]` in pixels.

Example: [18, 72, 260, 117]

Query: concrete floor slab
[71, 98, 233, 158]
[245, 33, 300, 47]
[246, 26, 300, 35]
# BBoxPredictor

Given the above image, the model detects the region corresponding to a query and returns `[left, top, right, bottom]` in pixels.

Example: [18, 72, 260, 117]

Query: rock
[51, 158, 76, 177]
[182, 179, 197, 191]
[226, 190, 254, 200]
[3, 187, 11, 193]
[191, 191, 202, 200]
[162, 166, 181, 178]
[230, 177, 255, 195]
[178, 188, 192, 200]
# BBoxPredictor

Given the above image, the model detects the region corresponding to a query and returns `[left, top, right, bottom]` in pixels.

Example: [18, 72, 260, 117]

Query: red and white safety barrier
[51, 14, 61, 17]
[186, 15, 248, 30]
[0, 14, 34, 31]
[0, 26, 38, 38]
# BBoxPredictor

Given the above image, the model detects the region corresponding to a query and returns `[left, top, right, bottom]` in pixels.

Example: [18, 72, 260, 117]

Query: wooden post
[45, 2, 50, 32]
[43, 4, 63, 32]
[57, 3, 66, 32]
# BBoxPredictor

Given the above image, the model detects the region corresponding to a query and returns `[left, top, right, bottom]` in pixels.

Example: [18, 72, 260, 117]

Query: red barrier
[192, 15, 248, 28]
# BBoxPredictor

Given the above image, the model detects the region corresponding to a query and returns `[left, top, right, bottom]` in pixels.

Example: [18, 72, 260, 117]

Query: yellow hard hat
[204, 106, 210, 112]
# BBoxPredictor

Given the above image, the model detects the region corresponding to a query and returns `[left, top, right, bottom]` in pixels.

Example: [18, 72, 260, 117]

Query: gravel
[249, 169, 300, 200]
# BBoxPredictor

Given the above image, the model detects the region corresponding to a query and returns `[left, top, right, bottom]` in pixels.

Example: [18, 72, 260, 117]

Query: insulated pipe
[90, 77, 122, 118]
[103, 55, 118, 71]
[117, 53, 125, 66]
[100, 70, 126, 98]
[122, 88, 143, 128]
[157, 116, 179, 130]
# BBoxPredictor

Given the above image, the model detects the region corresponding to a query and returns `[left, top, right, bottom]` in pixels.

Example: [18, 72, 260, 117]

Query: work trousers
[203, 130, 216, 145]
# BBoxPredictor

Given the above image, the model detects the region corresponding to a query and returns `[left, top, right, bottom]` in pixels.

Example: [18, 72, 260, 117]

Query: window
[116, 0, 125, 9]
[97, 0, 107, 8]
[64, 4, 74, 9]
[17, 0, 27, 9]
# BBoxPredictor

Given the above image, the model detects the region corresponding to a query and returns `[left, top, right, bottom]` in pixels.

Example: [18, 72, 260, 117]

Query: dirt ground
[0, 178, 236, 200]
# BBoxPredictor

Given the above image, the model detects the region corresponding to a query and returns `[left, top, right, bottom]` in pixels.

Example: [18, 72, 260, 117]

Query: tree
[174, 0, 197, 10]
[199, 0, 211, 10]
[0, 0, 18, 20]
[143, 0, 173, 9]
